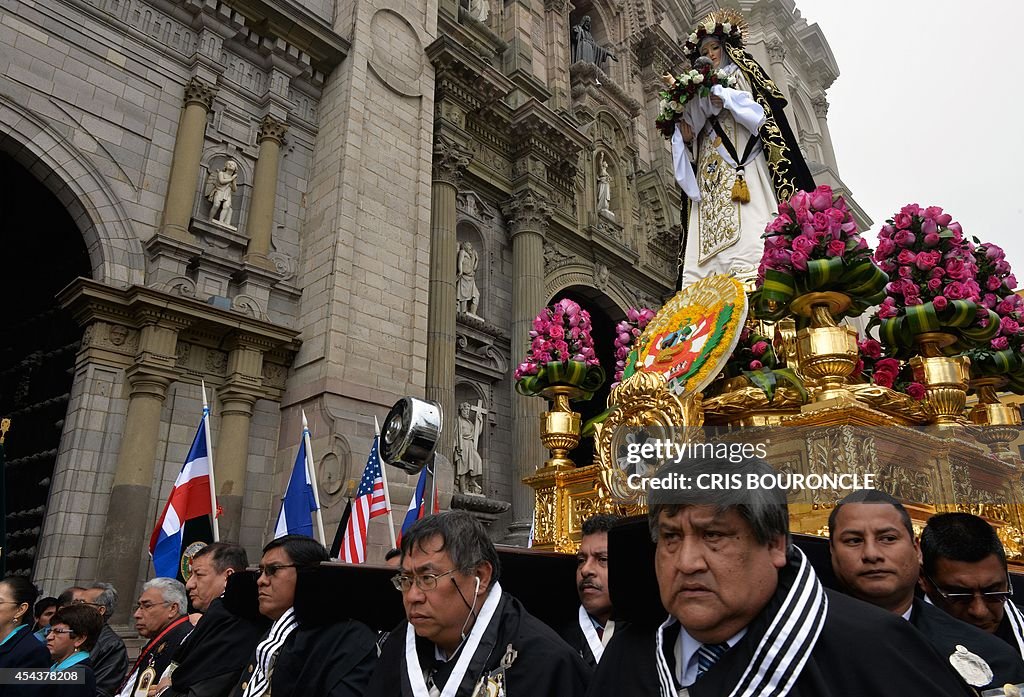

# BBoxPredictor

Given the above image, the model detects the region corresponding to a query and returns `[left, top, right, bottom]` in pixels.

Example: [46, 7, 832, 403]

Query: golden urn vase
[792, 292, 859, 409]
[968, 376, 1022, 460]
[538, 385, 583, 471]
[910, 333, 970, 428]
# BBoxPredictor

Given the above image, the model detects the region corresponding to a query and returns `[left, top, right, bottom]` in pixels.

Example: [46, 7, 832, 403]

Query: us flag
[339, 434, 389, 563]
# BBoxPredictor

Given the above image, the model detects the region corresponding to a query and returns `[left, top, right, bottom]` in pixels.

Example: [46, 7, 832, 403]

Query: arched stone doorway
[0, 152, 91, 576]
[548, 285, 624, 467]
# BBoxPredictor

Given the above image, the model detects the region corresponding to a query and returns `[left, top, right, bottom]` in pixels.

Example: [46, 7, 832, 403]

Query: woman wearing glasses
[0, 575, 52, 688]
[232, 535, 377, 697]
[45, 604, 103, 696]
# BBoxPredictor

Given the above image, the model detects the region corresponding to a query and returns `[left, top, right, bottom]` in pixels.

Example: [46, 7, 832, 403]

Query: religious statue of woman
[205, 160, 238, 228]
[454, 402, 485, 495]
[670, 11, 813, 288]
[570, 16, 618, 68]
[456, 241, 481, 316]
[596, 152, 613, 219]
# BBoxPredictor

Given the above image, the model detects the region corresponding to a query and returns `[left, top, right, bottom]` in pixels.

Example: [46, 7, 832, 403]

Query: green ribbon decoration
[879, 302, 1000, 354]
[515, 360, 606, 401]
[966, 347, 1024, 395]
[753, 257, 888, 325]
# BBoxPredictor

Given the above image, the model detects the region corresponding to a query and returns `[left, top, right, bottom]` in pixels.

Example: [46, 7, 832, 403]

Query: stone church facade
[0, 0, 856, 623]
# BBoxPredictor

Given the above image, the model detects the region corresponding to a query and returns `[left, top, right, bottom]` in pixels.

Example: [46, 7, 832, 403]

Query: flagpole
[302, 410, 327, 546]
[375, 415, 398, 550]
[202, 381, 220, 542]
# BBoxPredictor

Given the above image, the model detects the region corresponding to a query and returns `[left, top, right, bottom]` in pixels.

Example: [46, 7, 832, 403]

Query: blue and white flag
[274, 436, 319, 539]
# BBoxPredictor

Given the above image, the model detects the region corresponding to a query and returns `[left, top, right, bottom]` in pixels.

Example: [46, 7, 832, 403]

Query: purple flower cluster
[873, 204, 979, 319]
[757, 185, 867, 284]
[513, 298, 601, 381]
[611, 307, 656, 386]
[973, 242, 1023, 351]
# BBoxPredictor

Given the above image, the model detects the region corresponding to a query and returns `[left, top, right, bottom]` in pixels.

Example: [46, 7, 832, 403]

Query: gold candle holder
[910, 333, 970, 428]
[791, 292, 858, 410]
[538, 384, 584, 471]
[968, 377, 1022, 460]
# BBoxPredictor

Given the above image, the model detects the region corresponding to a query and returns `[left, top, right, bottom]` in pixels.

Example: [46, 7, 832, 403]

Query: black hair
[50, 605, 104, 652]
[384, 547, 402, 562]
[0, 576, 39, 625]
[401, 511, 502, 583]
[647, 456, 791, 550]
[581, 514, 621, 537]
[828, 489, 914, 540]
[56, 587, 84, 609]
[262, 535, 330, 569]
[920, 512, 1006, 577]
[193, 542, 249, 573]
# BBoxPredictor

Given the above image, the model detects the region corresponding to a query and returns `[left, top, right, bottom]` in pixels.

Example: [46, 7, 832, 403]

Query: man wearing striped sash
[590, 456, 975, 696]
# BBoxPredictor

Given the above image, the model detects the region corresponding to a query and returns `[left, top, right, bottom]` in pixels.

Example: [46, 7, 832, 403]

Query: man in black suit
[562, 514, 622, 668]
[73, 582, 129, 697]
[830, 489, 1024, 691]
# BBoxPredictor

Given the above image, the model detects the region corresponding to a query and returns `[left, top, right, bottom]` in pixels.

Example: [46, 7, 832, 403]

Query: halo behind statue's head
[683, 9, 748, 63]
[620, 275, 748, 397]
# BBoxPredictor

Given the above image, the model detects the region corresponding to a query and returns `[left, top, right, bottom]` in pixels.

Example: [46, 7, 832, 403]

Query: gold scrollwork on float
[594, 371, 703, 505]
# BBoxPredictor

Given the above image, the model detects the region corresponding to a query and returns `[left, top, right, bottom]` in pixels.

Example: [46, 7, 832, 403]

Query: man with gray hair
[365, 511, 589, 696]
[590, 456, 977, 696]
[117, 578, 192, 697]
[73, 582, 129, 697]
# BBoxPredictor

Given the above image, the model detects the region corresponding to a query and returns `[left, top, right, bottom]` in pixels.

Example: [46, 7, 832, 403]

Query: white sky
[794, 0, 1024, 279]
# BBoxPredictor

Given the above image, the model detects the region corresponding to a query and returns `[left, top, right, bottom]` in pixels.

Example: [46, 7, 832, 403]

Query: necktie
[696, 642, 730, 678]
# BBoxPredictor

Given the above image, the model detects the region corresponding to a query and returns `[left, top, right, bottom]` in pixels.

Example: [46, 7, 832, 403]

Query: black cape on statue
[165, 573, 270, 697]
[364, 592, 590, 697]
[909, 597, 1024, 690]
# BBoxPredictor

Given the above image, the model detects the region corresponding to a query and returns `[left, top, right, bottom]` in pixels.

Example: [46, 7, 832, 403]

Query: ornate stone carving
[204, 160, 238, 228]
[811, 92, 829, 119]
[502, 190, 550, 237]
[184, 77, 217, 110]
[164, 276, 197, 298]
[433, 138, 472, 185]
[542, 243, 575, 273]
[258, 115, 289, 144]
[766, 38, 786, 64]
[456, 241, 482, 316]
[593, 262, 610, 291]
[454, 401, 487, 495]
[231, 294, 264, 319]
[544, 0, 569, 12]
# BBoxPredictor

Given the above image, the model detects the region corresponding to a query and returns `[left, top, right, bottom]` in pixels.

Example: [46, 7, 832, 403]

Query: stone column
[96, 321, 181, 624]
[426, 138, 470, 466]
[213, 337, 264, 543]
[503, 191, 550, 544]
[244, 115, 289, 269]
[160, 77, 218, 240]
[811, 93, 839, 173]
[764, 38, 791, 105]
[544, 0, 571, 111]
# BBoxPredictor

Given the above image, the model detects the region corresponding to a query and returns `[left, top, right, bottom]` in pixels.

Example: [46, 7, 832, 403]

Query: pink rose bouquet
[611, 307, 656, 388]
[753, 185, 886, 324]
[514, 298, 606, 400]
[871, 204, 999, 354]
[964, 241, 1024, 392]
[851, 338, 926, 398]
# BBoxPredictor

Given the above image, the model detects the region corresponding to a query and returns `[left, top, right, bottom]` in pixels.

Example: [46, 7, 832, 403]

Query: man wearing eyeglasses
[364, 511, 590, 697]
[72, 582, 129, 697]
[117, 578, 192, 697]
[829, 491, 1024, 691]
[156, 542, 269, 697]
[922, 512, 1024, 656]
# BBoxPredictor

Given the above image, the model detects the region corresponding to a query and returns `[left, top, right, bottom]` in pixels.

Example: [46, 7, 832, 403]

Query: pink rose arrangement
[871, 204, 999, 354]
[852, 338, 926, 399]
[514, 298, 605, 400]
[753, 185, 886, 323]
[611, 307, 656, 387]
[964, 241, 1024, 392]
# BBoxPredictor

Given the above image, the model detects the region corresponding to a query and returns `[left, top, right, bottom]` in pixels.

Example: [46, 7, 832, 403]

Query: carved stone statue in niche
[466, 0, 488, 22]
[205, 160, 238, 228]
[596, 152, 614, 220]
[570, 15, 618, 68]
[454, 401, 486, 495]
[456, 241, 481, 316]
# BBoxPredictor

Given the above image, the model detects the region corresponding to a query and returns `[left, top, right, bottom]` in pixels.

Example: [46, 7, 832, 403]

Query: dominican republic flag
[338, 434, 389, 563]
[150, 415, 215, 579]
[274, 436, 319, 539]
[398, 465, 439, 543]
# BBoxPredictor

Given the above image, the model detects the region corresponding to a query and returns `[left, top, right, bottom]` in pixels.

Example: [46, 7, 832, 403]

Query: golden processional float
[513, 201, 1024, 561]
